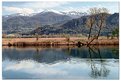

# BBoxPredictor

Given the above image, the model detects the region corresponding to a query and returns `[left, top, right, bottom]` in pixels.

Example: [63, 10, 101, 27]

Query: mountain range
[2, 11, 119, 36]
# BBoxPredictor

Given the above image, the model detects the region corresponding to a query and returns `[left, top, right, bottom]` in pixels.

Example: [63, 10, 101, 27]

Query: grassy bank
[2, 37, 119, 46]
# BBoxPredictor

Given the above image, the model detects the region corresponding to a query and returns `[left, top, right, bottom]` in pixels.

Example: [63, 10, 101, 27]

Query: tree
[112, 28, 119, 39]
[86, 17, 95, 39]
[64, 34, 70, 45]
[95, 8, 109, 39]
[35, 23, 41, 41]
[86, 8, 97, 39]
[115, 28, 119, 39]
[86, 7, 108, 45]
[35, 33, 39, 41]
[87, 7, 109, 39]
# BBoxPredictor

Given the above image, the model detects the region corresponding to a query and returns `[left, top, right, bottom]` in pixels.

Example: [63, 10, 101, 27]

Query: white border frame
[1, 0, 120, 81]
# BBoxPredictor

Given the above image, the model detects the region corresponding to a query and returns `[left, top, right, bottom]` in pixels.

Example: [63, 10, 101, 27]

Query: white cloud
[62, 7, 87, 12]
[23, 2, 68, 10]
[2, 2, 68, 14]
[62, 4, 119, 14]
[2, 2, 119, 15]
[3, 6, 34, 14]
[62, 5, 102, 13]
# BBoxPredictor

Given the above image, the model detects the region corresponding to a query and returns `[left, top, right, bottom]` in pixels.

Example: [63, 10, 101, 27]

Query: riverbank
[2, 37, 119, 46]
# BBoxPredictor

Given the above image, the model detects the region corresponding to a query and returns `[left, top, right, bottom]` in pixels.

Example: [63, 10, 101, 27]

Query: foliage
[112, 28, 119, 37]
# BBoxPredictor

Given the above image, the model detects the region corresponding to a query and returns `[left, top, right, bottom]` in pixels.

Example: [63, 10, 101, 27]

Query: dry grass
[2, 37, 119, 46]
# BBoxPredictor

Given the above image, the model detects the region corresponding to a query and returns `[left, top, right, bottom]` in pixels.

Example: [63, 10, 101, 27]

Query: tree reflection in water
[34, 47, 40, 60]
[33, 46, 117, 79]
[2, 46, 118, 79]
[88, 46, 110, 79]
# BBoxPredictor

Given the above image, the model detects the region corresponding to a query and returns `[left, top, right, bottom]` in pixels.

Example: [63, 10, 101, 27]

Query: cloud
[2, 2, 119, 15]
[3, 6, 34, 14]
[62, 4, 119, 13]
[2, 2, 68, 14]
[62, 4, 103, 12]
[62, 7, 87, 12]
[23, 1, 68, 10]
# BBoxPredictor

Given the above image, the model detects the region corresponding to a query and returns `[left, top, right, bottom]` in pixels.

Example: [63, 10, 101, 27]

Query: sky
[2, 1, 119, 15]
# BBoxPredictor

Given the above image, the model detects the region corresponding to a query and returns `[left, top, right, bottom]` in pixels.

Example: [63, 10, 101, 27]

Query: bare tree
[86, 8, 97, 39]
[86, 17, 95, 39]
[86, 7, 108, 45]
[95, 8, 109, 39]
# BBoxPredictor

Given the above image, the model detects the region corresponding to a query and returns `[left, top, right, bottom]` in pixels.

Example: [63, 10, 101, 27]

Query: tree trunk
[96, 27, 101, 39]
[87, 37, 96, 46]
[88, 27, 92, 39]
[36, 35, 39, 41]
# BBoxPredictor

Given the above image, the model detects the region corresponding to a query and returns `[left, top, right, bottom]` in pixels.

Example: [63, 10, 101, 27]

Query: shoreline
[2, 37, 119, 46]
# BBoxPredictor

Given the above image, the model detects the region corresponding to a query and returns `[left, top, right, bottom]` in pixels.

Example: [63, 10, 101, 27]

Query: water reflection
[88, 46, 109, 79]
[2, 46, 119, 79]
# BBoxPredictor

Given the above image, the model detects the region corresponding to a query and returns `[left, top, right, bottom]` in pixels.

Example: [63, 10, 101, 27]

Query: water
[2, 46, 119, 80]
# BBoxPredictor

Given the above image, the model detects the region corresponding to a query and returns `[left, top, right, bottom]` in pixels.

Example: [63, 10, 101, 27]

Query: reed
[2, 37, 119, 46]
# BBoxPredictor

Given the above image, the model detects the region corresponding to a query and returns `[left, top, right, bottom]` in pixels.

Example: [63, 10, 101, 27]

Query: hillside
[2, 11, 73, 34]
[2, 11, 119, 36]
[30, 13, 119, 36]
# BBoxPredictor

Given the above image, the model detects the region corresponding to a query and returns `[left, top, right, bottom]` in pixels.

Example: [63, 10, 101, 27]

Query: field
[2, 37, 119, 46]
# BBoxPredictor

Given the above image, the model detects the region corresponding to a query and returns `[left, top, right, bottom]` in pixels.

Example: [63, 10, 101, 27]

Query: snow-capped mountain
[3, 10, 87, 19]
[40, 10, 63, 15]
[39, 10, 87, 18]
[3, 13, 37, 18]
[60, 11, 87, 18]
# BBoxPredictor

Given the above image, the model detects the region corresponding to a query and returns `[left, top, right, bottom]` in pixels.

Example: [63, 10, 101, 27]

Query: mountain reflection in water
[2, 46, 119, 79]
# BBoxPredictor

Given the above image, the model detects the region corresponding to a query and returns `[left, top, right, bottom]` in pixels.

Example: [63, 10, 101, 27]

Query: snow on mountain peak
[40, 10, 63, 15]
[3, 10, 87, 18]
